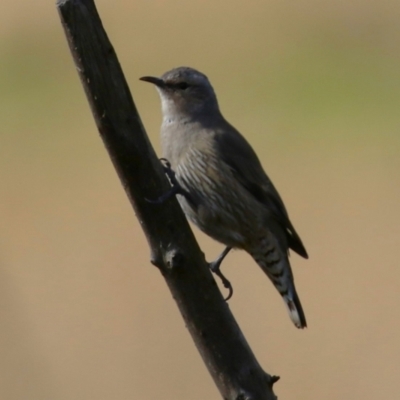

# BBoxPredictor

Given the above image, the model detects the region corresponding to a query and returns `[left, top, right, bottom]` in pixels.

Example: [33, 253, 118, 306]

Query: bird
[140, 67, 309, 328]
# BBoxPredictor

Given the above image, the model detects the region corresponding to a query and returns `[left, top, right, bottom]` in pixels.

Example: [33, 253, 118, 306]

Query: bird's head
[140, 67, 219, 118]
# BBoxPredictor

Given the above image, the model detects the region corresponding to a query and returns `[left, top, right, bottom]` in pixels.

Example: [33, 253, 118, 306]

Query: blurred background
[1, 0, 399, 399]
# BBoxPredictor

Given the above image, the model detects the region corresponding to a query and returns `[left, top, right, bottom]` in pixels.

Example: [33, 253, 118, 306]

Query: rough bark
[57, 0, 279, 398]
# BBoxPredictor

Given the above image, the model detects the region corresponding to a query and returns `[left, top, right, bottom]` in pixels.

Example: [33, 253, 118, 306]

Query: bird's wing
[215, 124, 308, 259]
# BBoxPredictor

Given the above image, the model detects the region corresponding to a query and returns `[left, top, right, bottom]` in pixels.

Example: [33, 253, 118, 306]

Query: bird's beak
[139, 76, 165, 88]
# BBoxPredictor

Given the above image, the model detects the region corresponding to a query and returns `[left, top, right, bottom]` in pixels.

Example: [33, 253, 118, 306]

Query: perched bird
[140, 67, 309, 328]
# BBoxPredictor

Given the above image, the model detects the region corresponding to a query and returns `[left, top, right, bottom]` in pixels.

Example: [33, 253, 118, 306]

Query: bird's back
[161, 114, 307, 258]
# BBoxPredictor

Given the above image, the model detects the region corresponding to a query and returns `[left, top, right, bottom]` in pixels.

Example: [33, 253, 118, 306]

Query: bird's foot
[208, 246, 233, 301]
[146, 158, 191, 204]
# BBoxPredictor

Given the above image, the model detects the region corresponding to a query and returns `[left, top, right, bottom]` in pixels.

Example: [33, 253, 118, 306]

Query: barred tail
[251, 241, 307, 329]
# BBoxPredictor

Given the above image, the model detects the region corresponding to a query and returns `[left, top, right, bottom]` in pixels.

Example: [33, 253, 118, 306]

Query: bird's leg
[209, 246, 233, 301]
[147, 158, 192, 204]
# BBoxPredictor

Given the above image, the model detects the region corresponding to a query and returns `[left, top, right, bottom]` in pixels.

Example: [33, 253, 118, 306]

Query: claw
[159, 158, 175, 182]
[210, 266, 233, 301]
[145, 185, 182, 204]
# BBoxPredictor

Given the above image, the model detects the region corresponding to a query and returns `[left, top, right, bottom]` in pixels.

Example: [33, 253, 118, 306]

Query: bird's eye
[177, 82, 189, 90]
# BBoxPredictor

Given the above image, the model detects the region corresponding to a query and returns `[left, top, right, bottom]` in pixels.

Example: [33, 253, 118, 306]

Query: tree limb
[56, 0, 279, 398]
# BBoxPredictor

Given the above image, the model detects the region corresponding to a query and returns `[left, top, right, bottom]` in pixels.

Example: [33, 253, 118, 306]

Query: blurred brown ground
[0, 0, 399, 399]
